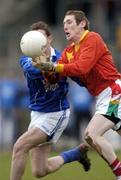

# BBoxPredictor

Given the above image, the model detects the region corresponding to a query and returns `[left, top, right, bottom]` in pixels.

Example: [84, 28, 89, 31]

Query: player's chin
[66, 36, 70, 40]
[66, 36, 73, 43]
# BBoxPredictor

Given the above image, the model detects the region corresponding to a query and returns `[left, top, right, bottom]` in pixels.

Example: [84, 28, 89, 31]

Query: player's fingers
[36, 59, 41, 64]
[32, 61, 37, 66]
[32, 57, 37, 62]
[32, 56, 41, 62]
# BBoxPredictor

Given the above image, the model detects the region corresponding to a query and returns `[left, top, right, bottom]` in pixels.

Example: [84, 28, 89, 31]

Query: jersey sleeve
[20, 56, 42, 79]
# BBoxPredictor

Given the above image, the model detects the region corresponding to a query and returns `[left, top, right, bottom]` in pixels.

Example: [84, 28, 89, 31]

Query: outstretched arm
[34, 34, 105, 77]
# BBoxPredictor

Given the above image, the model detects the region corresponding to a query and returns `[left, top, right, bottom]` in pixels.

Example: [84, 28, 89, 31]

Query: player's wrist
[54, 64, 64, 73]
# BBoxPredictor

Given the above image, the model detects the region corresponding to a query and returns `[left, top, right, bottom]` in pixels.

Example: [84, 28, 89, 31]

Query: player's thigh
[85, 114, 114, 136]
[16, 127, 47, 149]
[30, 143, 51, 170]
[86, 84, 121, 136]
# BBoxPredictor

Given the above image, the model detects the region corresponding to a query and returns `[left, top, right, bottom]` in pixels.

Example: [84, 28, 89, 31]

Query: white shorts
[28, 109, 70, 143]
[95, 79, 121, 130]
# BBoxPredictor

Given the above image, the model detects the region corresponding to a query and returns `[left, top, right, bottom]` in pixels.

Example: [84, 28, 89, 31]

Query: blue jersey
[20, 49, 69, 112]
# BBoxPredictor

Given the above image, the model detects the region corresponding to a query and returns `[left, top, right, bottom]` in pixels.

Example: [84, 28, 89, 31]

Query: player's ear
[79, 20, 86, 29]
[48, 35, 52, 44]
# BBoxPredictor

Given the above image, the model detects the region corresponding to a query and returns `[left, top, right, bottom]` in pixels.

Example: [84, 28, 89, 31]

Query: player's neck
[74, 30, 85, 44]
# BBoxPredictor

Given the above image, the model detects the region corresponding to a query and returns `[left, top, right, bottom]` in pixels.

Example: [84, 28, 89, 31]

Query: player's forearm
[20, 61, 43, 80]
[22, 62, 41, 74]
[55, 63, 86, 76]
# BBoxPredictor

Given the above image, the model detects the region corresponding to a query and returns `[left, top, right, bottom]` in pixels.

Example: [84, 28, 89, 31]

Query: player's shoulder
[19, 55, 32, 64]
[88, 31, 103, 40]
[20, 55, 31, 60]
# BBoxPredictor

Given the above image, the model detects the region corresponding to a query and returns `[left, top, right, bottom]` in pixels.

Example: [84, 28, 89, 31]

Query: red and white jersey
[57, 31, 121, 96]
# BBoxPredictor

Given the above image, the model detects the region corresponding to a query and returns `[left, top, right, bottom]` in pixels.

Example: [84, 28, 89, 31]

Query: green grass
[0, 150, 120, 180]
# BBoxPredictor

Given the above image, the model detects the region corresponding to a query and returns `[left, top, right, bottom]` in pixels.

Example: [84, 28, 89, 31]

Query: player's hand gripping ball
[42, 71, 60, 84]
[20, 31, 47, 58]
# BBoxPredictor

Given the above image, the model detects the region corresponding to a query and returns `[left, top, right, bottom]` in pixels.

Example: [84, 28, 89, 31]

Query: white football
[20, 30, 47, 58]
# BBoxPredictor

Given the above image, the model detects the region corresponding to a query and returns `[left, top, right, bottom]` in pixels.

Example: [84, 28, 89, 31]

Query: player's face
[63, 15, 84, 43]
[37, 29, 52, 57]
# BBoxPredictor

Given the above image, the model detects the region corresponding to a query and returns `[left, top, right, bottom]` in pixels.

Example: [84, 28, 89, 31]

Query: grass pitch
[0, 150, 120, 180]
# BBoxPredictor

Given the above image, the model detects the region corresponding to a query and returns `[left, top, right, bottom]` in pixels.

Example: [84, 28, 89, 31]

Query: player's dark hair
[65, 10, 89, 30]
[30, 21, 51, 37]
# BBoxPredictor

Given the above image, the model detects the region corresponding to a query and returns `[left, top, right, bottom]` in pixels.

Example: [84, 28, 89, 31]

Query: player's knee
[32, 168, 47, 178]
[13, 139, 27, 156]
[13, 142, 22, 155]
[85, 129, 99, 146]
[84, 130, 94, 146]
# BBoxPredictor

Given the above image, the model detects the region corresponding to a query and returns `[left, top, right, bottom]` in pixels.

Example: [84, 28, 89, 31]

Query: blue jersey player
[10, 21, 90, 180]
